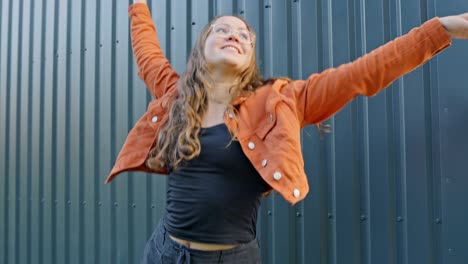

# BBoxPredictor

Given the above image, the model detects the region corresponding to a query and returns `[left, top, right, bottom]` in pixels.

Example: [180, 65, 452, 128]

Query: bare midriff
[169, 235, 239, 251]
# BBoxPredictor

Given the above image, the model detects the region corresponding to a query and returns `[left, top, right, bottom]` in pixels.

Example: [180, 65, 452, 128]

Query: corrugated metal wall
[1, 0, 468, 263]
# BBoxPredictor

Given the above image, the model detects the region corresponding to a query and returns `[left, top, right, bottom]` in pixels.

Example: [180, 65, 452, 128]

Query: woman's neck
[209, 84, 233, 104]
[203, 83, 233, 127]
[209, 72, 240, 104]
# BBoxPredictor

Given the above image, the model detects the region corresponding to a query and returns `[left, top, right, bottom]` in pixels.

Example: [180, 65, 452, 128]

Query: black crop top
[164, 123, 269, 244]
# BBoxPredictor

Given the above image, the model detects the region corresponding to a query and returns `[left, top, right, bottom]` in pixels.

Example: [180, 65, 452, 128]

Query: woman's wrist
[439, 17, 453, 36]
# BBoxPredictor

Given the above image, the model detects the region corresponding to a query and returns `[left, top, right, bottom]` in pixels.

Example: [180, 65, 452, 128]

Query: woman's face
[204, 16, 254, 73]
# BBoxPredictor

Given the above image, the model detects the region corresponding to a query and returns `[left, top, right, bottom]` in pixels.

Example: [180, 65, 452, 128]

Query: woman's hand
[134, 0, 147, 4]
[439, 13, 468, 39]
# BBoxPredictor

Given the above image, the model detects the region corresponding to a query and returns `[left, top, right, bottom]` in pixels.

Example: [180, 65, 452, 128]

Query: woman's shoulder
[242, 77, 293, 105]
[263, 77, 293, 86]
[253, 77, 293, 94]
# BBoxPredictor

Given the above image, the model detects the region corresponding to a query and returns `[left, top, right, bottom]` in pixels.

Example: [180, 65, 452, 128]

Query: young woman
[104, 0, 468, 263]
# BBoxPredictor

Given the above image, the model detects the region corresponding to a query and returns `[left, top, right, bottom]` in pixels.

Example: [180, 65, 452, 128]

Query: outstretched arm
[130, 0, 179, 99]
[283, 15, 464, 127]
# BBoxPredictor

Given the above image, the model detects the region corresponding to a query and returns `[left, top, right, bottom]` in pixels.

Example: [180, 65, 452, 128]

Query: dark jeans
[140, 217, 262, 264]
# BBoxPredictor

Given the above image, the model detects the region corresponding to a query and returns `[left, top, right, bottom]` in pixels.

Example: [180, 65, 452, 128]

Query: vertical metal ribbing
[64, 0, 73, 261]
[0, 0, 4, 259]
[186, 0, 193, 58]
[419, 1, 439, 264]
[108, 0, 119, 262]
[78, 0, 87, 263]
[51, 0, 60, 263]
[38, 0, 47, 263]
[14, 1, 25, 264]
[393, 0, 409, 262]
[358, 0, 372, 262]
[383, 0, 399, 261]
[26, 0, 36, 263]
[110, 2, 121, 264]
[323, 0, 337, 262]
[425, 0, 443, 262]
[2, 1, 13, 262]
[94, 0, 102, 263]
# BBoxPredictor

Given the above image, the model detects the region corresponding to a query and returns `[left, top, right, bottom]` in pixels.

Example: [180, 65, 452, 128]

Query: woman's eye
[216, 26, 230, 34]
[239, 32, 250, 41]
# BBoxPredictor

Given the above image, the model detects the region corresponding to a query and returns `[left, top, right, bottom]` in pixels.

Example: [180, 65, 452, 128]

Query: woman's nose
[226, 33, 240, 43]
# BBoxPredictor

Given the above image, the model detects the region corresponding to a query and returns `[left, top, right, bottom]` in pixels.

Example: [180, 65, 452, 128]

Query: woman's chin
[212, 58, 244, 71]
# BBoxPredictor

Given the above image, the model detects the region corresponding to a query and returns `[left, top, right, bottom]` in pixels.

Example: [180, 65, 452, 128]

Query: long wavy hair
[146, 15, 271, 171]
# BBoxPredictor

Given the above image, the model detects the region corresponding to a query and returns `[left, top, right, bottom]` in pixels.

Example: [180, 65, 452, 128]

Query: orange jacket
[105, 3, 451, 205]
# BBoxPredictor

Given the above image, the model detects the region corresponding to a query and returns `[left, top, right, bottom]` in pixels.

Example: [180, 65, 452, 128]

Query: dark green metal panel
[1, 0, 468, 263]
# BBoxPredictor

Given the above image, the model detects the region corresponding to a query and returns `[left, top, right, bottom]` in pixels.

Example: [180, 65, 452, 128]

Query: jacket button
[248, 142, 255, 150]
[262, 159, 268, 167]
[293, 188, 300, 198]
[151, 116, 158, 123]
[273, 171, 282, 180]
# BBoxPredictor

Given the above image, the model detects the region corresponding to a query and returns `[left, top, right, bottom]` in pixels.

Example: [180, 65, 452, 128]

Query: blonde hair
[146, 15, 270, 171]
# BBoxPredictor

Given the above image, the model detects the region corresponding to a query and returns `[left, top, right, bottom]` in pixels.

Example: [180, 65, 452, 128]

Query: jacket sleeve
[129, 3, 179, 99]
[284, 18, 451, 127]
